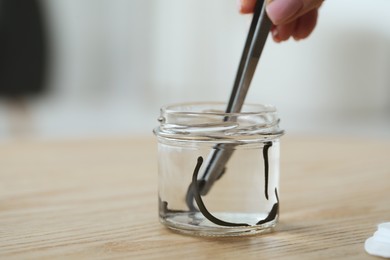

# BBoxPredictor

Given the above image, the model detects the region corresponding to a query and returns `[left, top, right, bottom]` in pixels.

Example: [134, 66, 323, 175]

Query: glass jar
[153, 102, 284, 236]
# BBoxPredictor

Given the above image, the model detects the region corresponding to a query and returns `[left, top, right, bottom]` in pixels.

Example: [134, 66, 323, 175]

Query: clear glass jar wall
[154, 102, 284, 236]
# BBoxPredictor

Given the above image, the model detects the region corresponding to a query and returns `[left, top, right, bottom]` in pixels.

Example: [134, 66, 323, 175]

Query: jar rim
[162, 102, 277, 116]
[155, 102, 284, 142]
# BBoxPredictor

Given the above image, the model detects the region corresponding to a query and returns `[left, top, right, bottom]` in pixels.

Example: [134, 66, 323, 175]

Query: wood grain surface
[0, 136, 389, 259]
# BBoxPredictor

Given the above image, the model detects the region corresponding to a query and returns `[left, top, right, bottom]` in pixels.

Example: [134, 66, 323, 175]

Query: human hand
[239, 0, 324, 42]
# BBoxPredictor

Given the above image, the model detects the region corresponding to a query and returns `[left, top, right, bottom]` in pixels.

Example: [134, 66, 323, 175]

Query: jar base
[160, 212, 277, 237]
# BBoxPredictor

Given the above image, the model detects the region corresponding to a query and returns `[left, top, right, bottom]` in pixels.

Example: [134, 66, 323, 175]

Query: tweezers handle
[198, 0, 272, 196]
[226, 0, 272, 113]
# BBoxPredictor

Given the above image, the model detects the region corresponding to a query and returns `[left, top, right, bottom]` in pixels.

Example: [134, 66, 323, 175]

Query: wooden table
[1, 136, 389, 259]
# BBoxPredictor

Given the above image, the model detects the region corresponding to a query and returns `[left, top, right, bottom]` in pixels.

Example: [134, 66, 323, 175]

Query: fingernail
[272, 28, 281, 43]
[266, 0, 303, 25]
[239, 0, 255, 13]
[293, 35, 301, 41]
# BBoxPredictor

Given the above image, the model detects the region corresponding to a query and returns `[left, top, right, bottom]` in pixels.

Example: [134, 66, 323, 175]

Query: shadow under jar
[153, 102, 284, 236]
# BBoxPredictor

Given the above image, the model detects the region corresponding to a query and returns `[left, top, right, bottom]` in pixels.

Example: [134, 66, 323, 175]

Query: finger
[239, 0, 256, 14]
[266, 0, 303, 25]
[272, 20, 297, 42]
[266, 0, 323, 25]
[292, 9, 318, 40]
[286, 0, 323, 24]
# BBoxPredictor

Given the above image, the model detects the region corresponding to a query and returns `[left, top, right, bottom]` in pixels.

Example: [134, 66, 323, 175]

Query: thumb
[266, 0, 324, 25]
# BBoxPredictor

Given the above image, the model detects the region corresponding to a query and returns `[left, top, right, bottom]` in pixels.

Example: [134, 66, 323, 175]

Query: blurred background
[0, 0, 389, 140]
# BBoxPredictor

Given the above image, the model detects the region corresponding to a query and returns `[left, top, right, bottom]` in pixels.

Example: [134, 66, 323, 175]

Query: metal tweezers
[186, 0, 272, 210]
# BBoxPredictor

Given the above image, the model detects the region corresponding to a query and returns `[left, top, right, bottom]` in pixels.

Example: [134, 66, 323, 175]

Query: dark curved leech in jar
[263, 142, 273, 200]
[191, 153, 279, 227]
[191, 157, 250, 227]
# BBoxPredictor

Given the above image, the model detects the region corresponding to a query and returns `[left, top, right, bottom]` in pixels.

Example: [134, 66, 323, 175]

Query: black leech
[256, 188, 279, 225]
[263, 142, 273, 200]
[192, 156, 250, 227]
